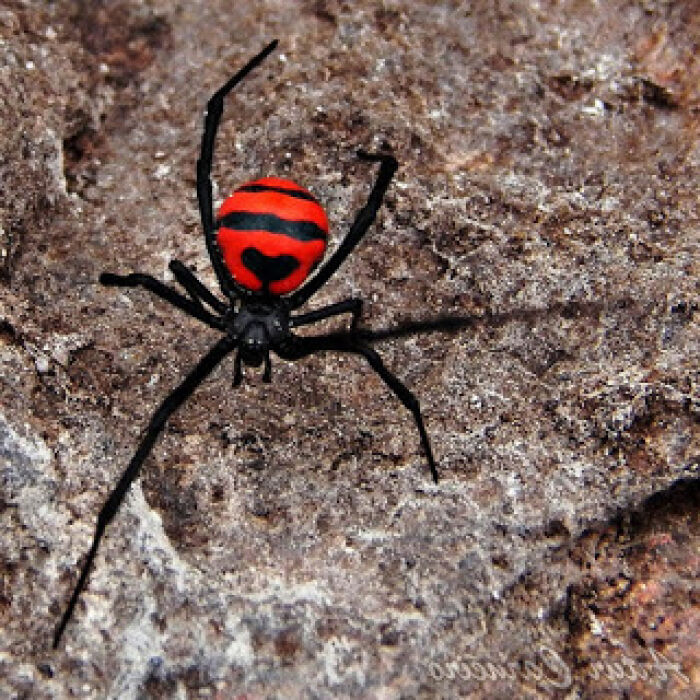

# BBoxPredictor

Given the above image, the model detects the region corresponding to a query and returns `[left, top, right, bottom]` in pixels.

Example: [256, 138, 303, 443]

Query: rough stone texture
[0, 0, 697, 698]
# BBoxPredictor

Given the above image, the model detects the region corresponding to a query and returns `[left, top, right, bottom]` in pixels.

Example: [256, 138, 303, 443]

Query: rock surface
[0, 1, 697, 697]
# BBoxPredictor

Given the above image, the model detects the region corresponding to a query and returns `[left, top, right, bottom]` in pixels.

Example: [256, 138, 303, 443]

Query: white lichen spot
[34, 354, 50, 374]
[581, 98, 606, 118]
[154, 163, 171, 179]
[321, 637, 365, 687]
[224, 617, 254, 668]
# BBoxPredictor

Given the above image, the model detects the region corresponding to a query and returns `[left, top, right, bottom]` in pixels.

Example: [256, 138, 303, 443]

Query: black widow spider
[53, 39, 442, 648]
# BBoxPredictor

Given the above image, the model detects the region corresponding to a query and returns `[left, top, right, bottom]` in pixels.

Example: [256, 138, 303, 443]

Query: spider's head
[240, 321, 267, 366]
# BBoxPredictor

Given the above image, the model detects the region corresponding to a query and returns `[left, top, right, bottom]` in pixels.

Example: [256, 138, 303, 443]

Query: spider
[53, 39, 440, 649]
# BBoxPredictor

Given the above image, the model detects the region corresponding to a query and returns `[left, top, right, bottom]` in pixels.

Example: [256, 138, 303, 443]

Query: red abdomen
[216, 177, 328, 295]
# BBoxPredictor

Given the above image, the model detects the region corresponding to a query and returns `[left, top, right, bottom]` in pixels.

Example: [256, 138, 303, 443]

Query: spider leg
[262, 350, 272, 383]
[232, 350, 243, 386]
[278, 334, 438, 483]
[168, 260, 228, 315]
[290, 298, 363, 330]
[287, 150, 398, 310]
[53, 335, 236, 649]
[197, 40, 279, 300]
[100, 271, 225, 330]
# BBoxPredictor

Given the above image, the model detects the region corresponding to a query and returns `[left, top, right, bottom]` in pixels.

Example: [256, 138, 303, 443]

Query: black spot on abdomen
[241, 248, 300, 286]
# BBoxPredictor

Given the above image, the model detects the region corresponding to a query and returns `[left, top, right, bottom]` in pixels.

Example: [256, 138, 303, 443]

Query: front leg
[100, 270, 225, 330]
[197, 40, 279, 300]
[290, 298, 363, 331]
[287, 150, 398, 310]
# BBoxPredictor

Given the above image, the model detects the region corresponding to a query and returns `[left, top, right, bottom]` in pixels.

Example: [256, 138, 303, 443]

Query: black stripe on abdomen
[236, 184, 319, 202]
[217, 212, 327, 241]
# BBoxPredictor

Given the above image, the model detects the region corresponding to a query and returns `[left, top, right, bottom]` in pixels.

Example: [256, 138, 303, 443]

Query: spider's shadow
[347, 298, 604, 344]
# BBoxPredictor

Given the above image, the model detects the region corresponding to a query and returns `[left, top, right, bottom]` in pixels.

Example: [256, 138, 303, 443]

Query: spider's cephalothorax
[226, 300, 291, 382]
[53, 39, 439, 649]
